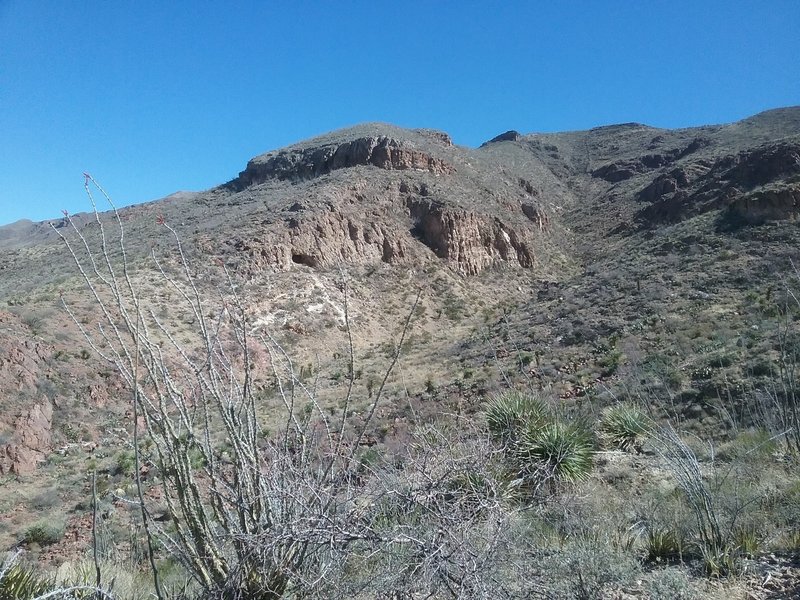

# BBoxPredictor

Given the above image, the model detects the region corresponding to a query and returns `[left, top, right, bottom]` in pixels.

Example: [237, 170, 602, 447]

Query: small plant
[515, 421, 594, 484]
[0, 557, 56, 600]
[114, 450, 136, 476]
[601, 404, 652, 451]
[645, 526, 685, 563]
[23, 520, 65, 546]
[700, 543, 741, 577]
[485, 390, 548, 444]
[776, 529, 800, 552]
[733, 526, 761, 557]
[719, 428, 779, 460]
[424, 377, 435, 393]
[598, 348, 624, 376]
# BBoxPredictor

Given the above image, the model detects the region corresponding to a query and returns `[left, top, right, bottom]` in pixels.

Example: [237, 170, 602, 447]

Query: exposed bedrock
[234, 136, 455, 187]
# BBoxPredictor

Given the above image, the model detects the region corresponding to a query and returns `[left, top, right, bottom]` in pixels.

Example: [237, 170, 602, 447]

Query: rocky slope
[0, 107, 799, 553]
[1, 107, 800, 600]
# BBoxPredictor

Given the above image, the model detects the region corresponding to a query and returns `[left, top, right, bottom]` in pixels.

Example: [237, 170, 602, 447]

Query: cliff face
[0, 311, 54, 475]
[225, 185, 547, 276]
[406, 198, 534, 275]
[0, 401, 52, 475]
[234, 135, 455, 188]
[632, 140, 800, 225]
[216, 128, 558, 277]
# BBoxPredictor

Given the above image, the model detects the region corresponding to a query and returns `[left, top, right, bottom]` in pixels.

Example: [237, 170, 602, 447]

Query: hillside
[1, 107, 800, 599]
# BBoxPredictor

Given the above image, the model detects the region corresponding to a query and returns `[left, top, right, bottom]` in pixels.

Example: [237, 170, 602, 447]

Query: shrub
[486, 390, 595, 488]
[23, 520, 65, 546]
[645, 567, 696, 600]
[114, 450, 136, 476]
[485, 390, 547, 444]
[542, 538, 641, 600]
[601, 403, 652, 451]
[645, 526, 686, 563]
[732, 526, 761, 557]
[700, 543, 741, 577]
[515, 421, 594, 484]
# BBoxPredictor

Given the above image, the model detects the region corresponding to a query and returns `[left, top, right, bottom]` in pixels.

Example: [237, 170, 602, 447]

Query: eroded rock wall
[235, 136, 455, 187]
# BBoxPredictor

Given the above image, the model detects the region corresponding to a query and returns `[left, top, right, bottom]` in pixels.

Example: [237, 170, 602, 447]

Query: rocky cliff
[233, 135, 455, 188]
[0, 311, 54, 475]
[211, 127, 559, 277]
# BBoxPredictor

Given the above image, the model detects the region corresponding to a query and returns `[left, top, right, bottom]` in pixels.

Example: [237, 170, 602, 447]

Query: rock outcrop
[592, 138, 708, 183]
[0, 400, 52, 475]
[482, 130, 522, 145]
[407, 198, 534, 275]
[223, 171, 545, 277]
[230, 210, 410, 271]
[234, 136, 455, 188]
[635, 140, 800, 226]
[0, 311, 57, 475]
[728, 183, 800, 224]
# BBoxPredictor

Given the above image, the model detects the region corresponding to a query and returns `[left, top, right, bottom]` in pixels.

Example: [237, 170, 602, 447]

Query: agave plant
[485, 390, 548, 445]
[645, 526, 685, 563]
[0, 554, 56, 600]
[600, 403, 652, 451]
[515, 420, 594, 484]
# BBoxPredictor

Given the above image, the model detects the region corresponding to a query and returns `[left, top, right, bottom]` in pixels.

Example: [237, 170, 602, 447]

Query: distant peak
[589, 122, 653, 133]
[280, 122, 453, 153]
[481, 130, 521, 146]
[231, 128, 456, 189]
[735, 105, 800, 126]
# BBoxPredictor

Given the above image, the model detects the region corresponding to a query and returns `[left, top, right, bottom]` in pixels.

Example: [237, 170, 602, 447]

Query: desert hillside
[1, 107, 800, 599]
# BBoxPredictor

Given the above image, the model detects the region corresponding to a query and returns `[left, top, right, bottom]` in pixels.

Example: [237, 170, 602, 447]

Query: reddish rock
[0, 400, 53, 475]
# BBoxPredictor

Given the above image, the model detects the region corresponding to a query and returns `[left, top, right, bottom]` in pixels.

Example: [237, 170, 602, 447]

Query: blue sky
[1, 1, 799, 226]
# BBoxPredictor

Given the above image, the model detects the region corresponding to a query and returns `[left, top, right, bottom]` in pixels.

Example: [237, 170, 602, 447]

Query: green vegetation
[515, 420, 594, 484]
[22, 520, 65, 546]
[0, 559, 55, 600]
[487, 390, 594, 487]
[601, 403, 652, 451]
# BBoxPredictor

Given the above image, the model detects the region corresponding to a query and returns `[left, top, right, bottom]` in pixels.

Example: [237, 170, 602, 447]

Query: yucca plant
[515, 421, 594, 484]
[485, 390, 548, 445]
[732, 526, 761, 557]
[645, 526, 685, 563]
[600, 404, 652, 451]
[0, 557, 56, 600]
[699, 543, 741, 577]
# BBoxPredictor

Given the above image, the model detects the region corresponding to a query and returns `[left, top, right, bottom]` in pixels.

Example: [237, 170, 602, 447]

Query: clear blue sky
[1, 1, 799, 226]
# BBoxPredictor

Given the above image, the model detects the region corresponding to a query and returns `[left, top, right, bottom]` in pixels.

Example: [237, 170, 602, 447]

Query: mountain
[1, 107, 799, 596]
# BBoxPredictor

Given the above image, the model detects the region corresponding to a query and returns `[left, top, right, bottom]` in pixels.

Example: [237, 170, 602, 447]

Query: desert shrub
[699, 542, 741, 577]
[645, 567, 697, 600]
[717, 428, 779, 461]
[30, 489, 61, 511]
[598, 348, 624, 376]
[540, 538, 641, 600]
[775, 529, 800, 552]
[600, 403, 652, 451]
[486, 390, 595, 490]
[514, 421, 594, 485]
[23, 520, 65, 546]
[645, 526, 686, 563]
[114, 450, 136, 476]
[651, 425, 762, 576]
[732, 525, 761, 556]
[485, 390, 548, 444]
